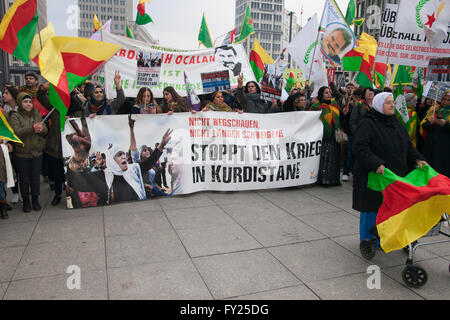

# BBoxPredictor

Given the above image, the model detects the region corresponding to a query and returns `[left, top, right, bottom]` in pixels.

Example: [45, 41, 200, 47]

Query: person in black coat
[352, 92, 428, 252]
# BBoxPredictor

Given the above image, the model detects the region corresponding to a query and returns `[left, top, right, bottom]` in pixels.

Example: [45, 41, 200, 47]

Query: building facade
[77, 0, 158, 43]
[235, 0, 300, 62]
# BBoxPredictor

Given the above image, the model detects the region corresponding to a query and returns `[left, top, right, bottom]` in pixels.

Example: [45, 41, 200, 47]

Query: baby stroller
[360, 213, 450, 288]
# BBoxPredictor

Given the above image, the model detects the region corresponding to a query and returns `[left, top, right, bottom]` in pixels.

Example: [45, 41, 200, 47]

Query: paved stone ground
[0, 179, 449, 300]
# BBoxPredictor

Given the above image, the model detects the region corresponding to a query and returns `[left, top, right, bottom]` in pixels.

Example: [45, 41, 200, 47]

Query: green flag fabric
[198, 14, 213, 48]
[235, 3, 255, 44]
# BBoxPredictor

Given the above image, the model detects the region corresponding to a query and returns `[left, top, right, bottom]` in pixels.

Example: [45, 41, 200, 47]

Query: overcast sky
[47, 0, 349, 50]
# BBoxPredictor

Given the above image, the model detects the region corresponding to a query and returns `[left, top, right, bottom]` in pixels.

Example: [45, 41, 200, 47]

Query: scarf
[207, 102, 232, 112]
[104, 145, 146, 202]
[246, 93, 262, 102]
[310, 101, 340, 137]
[89, 89, 110, 114]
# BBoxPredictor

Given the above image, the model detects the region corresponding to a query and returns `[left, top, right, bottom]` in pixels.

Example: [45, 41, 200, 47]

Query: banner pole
[383, 0, 402, 81]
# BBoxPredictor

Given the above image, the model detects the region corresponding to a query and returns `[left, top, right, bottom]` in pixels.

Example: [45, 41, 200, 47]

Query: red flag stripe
[0, 0, 37, 54]
[61, 52, 106, 77]
[376, 174, 450, 225]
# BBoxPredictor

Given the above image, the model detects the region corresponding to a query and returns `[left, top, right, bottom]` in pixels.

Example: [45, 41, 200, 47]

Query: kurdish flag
[38, 37, 120, 129]
[374, 62, 391, 90]
[0, 0, 38, 63]
[249, 37, 274, 82]
[310, 102, 341, 138]
[285, 71, 296, 93]
[29, 22, 55, 65]
[136, 0, 152, 25]
[368, 166, 450, 253]
[342, 32, 377, 88]
[235, 3, 255, 44]
[0, 111, 22, 145]
[198, 14, 213, 48]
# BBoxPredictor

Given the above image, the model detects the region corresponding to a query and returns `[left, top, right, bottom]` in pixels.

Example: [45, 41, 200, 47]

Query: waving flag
[29, 22, 55, 65]
[0, 0, 38, 63]
[374, 62, 391, 89]
[344, 0, 365, 26]
[0, 111, 22, 145]
[198, 13, 213, 48]
[90, 19, 111, 42]
[250, 37, 274, 82]
[38, 37, 120, 128]
[93, 14, 102, 32]
[391, 65, 416, 86]
[285, 71, 296, 93]
[368, 165, 450, 253]
[126, 21, 134, 39]
[343, 32, 377, 88]
[136, 0, 153, 25]
[235, 3, 255, 44]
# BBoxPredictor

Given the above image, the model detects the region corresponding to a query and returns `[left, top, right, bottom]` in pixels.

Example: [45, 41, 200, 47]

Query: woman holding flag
[310, 86, 342, 186]
[352, 92, 427, 255]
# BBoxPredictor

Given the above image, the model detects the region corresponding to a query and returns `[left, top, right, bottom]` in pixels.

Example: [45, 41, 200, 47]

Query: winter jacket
[236, 88, 269, 113]
[352, 109, 424, 212]
[9, 93, 48, 159]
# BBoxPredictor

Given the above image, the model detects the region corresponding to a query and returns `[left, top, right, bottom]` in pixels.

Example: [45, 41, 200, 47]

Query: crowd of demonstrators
[1, 68, 449, 214]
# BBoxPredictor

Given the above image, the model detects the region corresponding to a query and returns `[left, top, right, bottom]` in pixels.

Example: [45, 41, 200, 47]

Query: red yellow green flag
[0, 0, 38, 63]
[342, 32, 377, 88]
[235, 3, 255, 44]
[126, 21, 134, 39]
[29, 22, 55, 65]
[0, 111, 22, 145]
[285, 71, 296, 93]
[38, 36, 120, 129]
[310, 102, 341, 138]
[249, 37, 274, 82]
[374, 62, 391, 89]
[368, 165, 450, 253]
[136, 0, 152, 25]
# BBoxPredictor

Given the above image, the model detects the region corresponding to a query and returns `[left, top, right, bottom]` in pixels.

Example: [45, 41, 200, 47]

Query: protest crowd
[0, 0, 449, 265]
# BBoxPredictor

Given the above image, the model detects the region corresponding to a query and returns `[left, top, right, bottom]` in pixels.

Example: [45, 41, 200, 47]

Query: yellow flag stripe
[377, 194, 450, 253]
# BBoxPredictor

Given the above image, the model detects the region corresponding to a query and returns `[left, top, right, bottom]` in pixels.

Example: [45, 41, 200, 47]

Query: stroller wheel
[402, 265, 428, 288]
[402, 241, 418, 254]
[360, 240, 376, 260]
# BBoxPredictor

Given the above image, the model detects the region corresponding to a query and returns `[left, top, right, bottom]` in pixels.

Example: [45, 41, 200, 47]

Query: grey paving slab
[242, 216, 326, 247]
[0, 282, 8, 299]
[268, 239, 370, 283]
[0, 207, 41, 224]
[306, 189, 359, 216]
[0, 222, 36, 248]
[165, 205, 236, 231]
[158, 193, 215, 210]
[103, 199, 162, 215]
[220, 200, 291, 224]
[4, 270, 108, 300]
[106, 230, 189, 269]
[207, 191, 267, 206]
[260, 190, 341, 216]
[193, 249, 301, 299]
[104, 210, 172, 237]
[30, 215, 104, 244]
[108, 260, 213, 300]
[176, 223, 262, 257]
[0, 246, 25, 282]
[332, 234, 438, 268]
[306, 272, 423, 300]
[40, 203, 103, 221]
[298, 210, 359, 238]
[382, 257, 450, 300]
[13, 238, 106, 280]
[226, 285, 319, 300]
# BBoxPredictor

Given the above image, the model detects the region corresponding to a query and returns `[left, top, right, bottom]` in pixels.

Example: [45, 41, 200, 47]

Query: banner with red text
[102, 32, 256, 99]
[375, 4, 450, 67]
[62, 112, 323, 209]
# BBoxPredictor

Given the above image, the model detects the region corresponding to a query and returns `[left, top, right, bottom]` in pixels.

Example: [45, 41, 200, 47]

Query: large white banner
[102, 32, 256, 99]
[375, 3, 450, 67]
[62, 112, 323, 209]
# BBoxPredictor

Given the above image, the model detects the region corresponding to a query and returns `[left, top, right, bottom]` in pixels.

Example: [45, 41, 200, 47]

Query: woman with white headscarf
[352, 92, 428, 257]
